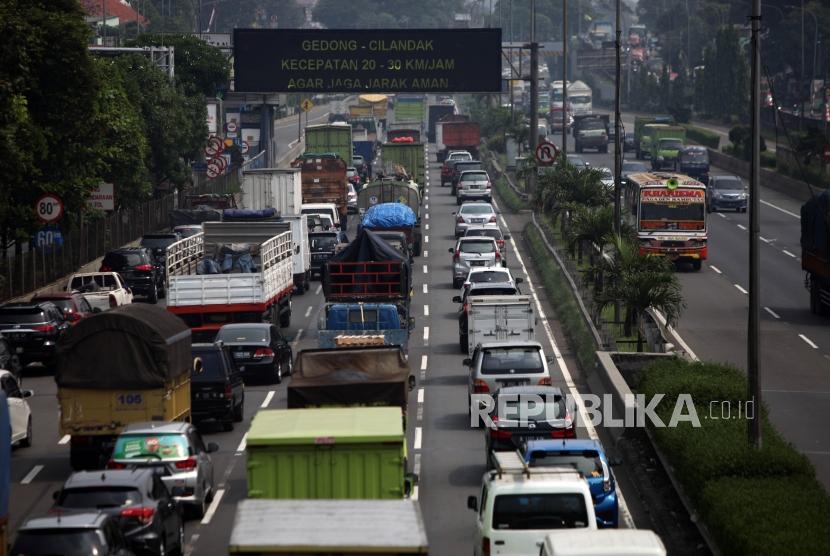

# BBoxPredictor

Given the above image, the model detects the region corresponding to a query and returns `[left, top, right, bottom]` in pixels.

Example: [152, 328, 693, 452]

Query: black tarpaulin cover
[323, 229, 410, 300]
[287, 346, 410, 410]
[56, 304, 192, 389]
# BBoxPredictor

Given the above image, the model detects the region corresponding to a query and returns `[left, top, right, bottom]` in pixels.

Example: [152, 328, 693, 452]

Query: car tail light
[253, 347, 275, 359]
[32, 324, 55, 333]
[551, 426, 576, 439]
[482, 537, 490, 556]
[175, 457, 198, 470]
[488, 215, 497, 223]
[456, 216, 464, 223]
[120, 507, 155, 525]
[486, 181, 492, 189]
[473, 379, 489, 394]
[224, 383, 233, 399]
[489, 417, 513, 440]
[454, 249, 461, 259]
[495, 251, 501, 262]
[100, 265, 112, 272]
[538, 377, 552, 386]
[133, 264, 153, 271]
[497, 240, 505, 249]
[107, 460, 127, 470]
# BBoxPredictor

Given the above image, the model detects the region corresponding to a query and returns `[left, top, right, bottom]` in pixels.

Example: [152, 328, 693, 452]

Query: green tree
[314, 0, 466, 29]
[212, 0, 306, 31]
[144, 0, 197, 33]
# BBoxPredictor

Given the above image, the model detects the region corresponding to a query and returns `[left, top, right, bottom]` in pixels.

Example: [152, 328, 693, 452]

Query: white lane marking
[200, 488, 225, 525]
[20, 465, 44, 484]
[420, 355, 428, 371]
[710, 265, 723, 274]
[59, 434, 70, 445]
[423, 250, 428, 258]
[261, 391, 275, 408]
[424, 304, 430, 316]
[185, 534, 199, 556]
[425, 195, 429, 201]
[236, 433, 247, 454]
[718, 212, 727, 218]
[760, 236, 771, 243]
[423, 284, 428, 294]
[762, 199, 800, 219]
[737, 224, 747, 230]
[413, 427, 422, 450]
[305, 306, 312, 318]
[411, 485, 419, 500]
[315, 284, 322, 295]
[783, 249, 797, 258]
[424, 235, 429, 243]
[425, 224, 430, 230]
[423, 326, 429, 342]
[734, 284, 749, 294]
[423, 264, 428, 274]
[425, 213, 430, 219]
[291, 328, 304, 348]
[417, 388, 425, 403]
[764, 306, 781, 319]
[425, 204, 429, 210]
[799, 334, 819, 349]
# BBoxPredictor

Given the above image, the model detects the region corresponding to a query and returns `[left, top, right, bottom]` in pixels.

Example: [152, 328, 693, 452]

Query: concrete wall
[707, 148, 820, 203]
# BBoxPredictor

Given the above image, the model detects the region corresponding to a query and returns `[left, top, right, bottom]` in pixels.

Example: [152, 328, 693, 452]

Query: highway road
[547, 115, 830, 490]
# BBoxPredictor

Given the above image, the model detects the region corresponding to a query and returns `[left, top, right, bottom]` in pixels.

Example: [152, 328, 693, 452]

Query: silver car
[456, 170, 492, 204]
[454, 203, 499, 239]
[449, 237, 502, 288]
[109, 421, 217, 518]
[465, 341, 553, 422]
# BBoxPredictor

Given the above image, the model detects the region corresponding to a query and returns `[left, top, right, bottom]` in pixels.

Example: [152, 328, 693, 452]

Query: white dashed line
[710, 265, 722, 274]
[425, 213, 430, 219]
[200, 488, 225, 525]
[424, 235, 429, 243]
[734, 284, 749, 294]
[315, 284, 322, 295]
[20, 465, 43, 485]
[417, 388, 425, 403]
[261, 391, 275, 408]
[411, 485, 419, 500]
[59, 435, 71, 445]
[420, 355, 428, 371]
[423, 264, 428, 274]
[291, 328, 304, 348]
[425, 224, 430, 230]
[423, 284, 428, 294]
[762, 199, 800, 219]
[425, 204, 429, 210]
[236, 433, 247, 454]
[423, 250, 428, 257]
[413, 427, 422, 450]
[305, 306, 312, 318]
[760, 236, 771, 243]
[424, 305, 430, 316]
[799, 334, 819, 349]
[764, 306, 781, 319]
[718, 213, 727, 218]
[737, 224, 747, 230]
[423, 326, 429, 342]
[783, 249, 797, 258]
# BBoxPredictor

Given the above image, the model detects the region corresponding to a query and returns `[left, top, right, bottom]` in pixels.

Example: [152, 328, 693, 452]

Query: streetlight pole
[562, 0, 568, 156]
[748, 0, 762, 449]
[529, 0, 539, 195]
[801, 0, 805, 126]
[614, 0, 622, 237]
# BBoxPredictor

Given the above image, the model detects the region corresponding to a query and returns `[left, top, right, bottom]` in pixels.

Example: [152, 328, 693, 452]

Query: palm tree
[535, 162, 608, 233]
[565, 205, 614, 267]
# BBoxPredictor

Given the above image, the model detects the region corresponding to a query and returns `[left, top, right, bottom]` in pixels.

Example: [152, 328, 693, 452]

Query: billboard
[233, 28, 502, 93]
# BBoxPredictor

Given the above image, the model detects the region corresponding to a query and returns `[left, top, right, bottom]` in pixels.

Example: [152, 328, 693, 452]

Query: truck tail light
[253, 348, 275, 359]
[551, 426, 577, 439]
[133, 264, 153, 271]
[175, 457, 198, 470]
[107, 460, 127, 470]
[120, 507, 155, 525]
[100, 265, 112, 272]
[486, 181, 492, 189]
[482, 536, 491, 556]
[473, 379, 489, 394]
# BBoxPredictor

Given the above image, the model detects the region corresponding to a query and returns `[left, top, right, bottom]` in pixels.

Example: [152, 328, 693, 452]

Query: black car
[309, 231, 340, 279]
[140, 233, 181, 283]
[100, 247, 163, 303]
[12, 512, 134, 556]
[191, 342, 245, 431]
[0, 301, 69, 369]
[215, 323, 293, 384]
[53, 468, 184, 555]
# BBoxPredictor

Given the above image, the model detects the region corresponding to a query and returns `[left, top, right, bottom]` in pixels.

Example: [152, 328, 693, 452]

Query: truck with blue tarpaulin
[360, 203, 421, 257]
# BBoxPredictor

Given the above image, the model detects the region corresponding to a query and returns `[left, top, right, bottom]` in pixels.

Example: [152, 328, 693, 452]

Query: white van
[540, 529, 666, 556]
[467, 452, 596, 556]
[301, 203, 341, 229]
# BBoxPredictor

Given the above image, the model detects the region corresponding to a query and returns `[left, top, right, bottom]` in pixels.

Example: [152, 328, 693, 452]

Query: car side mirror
[207, 442, 219, 453]
[503, 234, 511, 240]
[408, 375, 416, 391]
[22, 389, 33, 398]
[451, 211, 457, 215]
[462, 358, 472, 366]
[452, 296, 462, 303]
[467, 495, 478, 511]
[515, 277, 524, 284]
[547, 356, 555, 364]
[448, 247, 454, 253]
[408, 317, 416, 331]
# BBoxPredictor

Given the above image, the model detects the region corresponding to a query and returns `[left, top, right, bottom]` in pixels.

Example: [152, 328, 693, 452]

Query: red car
[30, 291, 97, 325]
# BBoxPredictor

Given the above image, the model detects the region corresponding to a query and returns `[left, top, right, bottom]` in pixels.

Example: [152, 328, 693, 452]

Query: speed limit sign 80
[35, 194, 64, 224]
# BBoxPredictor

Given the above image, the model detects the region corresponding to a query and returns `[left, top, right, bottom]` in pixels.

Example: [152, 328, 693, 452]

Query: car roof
[63, 469, 155, 490]
[468, 266, 510, 275]
[107, 247, 146, 253]
[0, 302, 54, 311]
[122, 421, 191, 434]
[465, 226, 501, 234]
[142, 233, 179, 238]
[467, 282, 517, 292]
[32, 292, 76, 300]
[20, 512, 110, 530]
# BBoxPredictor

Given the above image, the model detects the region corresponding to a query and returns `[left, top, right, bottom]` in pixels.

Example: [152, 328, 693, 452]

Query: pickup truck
[67, 272, 133, 312]
[318, 303, 412, 352]
[55, 304, 192, 470]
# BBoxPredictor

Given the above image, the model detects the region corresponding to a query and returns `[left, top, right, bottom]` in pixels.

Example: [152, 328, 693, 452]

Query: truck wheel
[222, 418, 234, 432]
[233, 398, 244, 422]
[148, 285, 158, 304]
[459, 333, 468, 354]
[304, 273, 311, 292]
[21, 416, 32, 447]
[279, 308, 291, 328]
[413, 241, 422, 257]
[691, 260, 702, 271]
[272, 362, 283, 385]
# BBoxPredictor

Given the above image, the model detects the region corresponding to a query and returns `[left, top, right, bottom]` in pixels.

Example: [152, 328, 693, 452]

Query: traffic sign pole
[534, 140, 560, 167]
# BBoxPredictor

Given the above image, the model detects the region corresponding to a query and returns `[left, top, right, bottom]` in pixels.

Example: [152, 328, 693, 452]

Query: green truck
[305, 123, 353, 166]
[645, 124, 687, 170]
[394, 95, 426, 124]
[380, 142, 426, 194]
[634, 115, 673, 159]
[246, 406, 413, 499]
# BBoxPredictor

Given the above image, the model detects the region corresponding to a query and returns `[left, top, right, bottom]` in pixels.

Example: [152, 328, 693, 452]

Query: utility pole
[748, 0, 762, 448]
[800, 0, 805, 128]
[101, 0, 106, 45]
[614, 0, 622, 237]
[529, 0, 539, 195]
[562, 0, 568, 155]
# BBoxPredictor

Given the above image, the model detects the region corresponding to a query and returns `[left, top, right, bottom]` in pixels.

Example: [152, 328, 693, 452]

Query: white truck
[463, 295, 536, 356]
[278, 214, 311, 294]
[240, 168, 303, 217]
[568, 81, 593, 116]
[165, 221, 294, 341]
[67, 272, 133, 311]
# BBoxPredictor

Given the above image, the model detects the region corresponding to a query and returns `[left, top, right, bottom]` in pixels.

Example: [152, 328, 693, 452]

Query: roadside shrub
[487, 134, 505, 153]
[493, 176, 528, 213]
[760, 150, 776, 168]
[681, 124, 720, 149]
[701, 476, 830, 555]
[637, 360, 746, 405]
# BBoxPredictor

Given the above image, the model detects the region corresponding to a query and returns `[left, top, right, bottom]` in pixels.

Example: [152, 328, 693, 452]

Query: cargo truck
[240, 168, 302, 217]
[55, 304, 192, 470]
[634, 115, 673, 159]
[439, 120, 481, 162]
[245, 406, 414, 499]
[801, 190, 830, 314]
[304, 123, 353, 166]
[292, 154, 349, 223]
[381, 141, 426, 193]
[165, 221, 294, 340]
[317, 304, 412, 352]
[646, 124, 686, 170]
[360, 203, 422, 257]
[568, 80, 593, 116]
[436, 114, 470, 161]
[357, 178, 421, 222]
[394, 95, 426, 125]
[387, 123, 422, 143]
[427, 103, 456, 143]
[228, 499, 429, 555]
[358, 93, 389, 121]
[459, 295, 536, 355]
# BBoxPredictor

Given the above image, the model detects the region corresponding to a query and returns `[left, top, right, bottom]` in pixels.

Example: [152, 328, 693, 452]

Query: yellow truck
[55, 303, 192, 470]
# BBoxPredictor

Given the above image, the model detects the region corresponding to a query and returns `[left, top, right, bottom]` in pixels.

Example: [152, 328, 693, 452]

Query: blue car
[522, 438, 619, 528]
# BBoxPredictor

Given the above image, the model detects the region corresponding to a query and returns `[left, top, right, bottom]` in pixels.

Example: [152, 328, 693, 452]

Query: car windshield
[191, 350, 228, 382]
[450, 153, 472, 161]
[469, 271, 510, 283]
[581, 120, 605, 130]
[466, 229, 501, 240]
[460, 205, 493, 215]
[456, 163, 483, 172]
[113, 433, 189, 461]
[599, 169, 613, 179]
[552, 91, 564, 102]
[461, 172, 487, 181]
[140, 236, 177, 249]
[481, 348, 544, 374]
[681, 150, 708, 163]
[175, 227, 201, 238]
[0, 308, 45, 324]
[712, 177, 743, 190]
[659, 139, 683, 150]
[58, 487, 143, 509]
[310, 236, 338, 251]
[12, 529, 106, 555]
[640, 201, 705, 226]
[347, 169, 357, 178]
[470, 287, 518, 296]
[528, 451, 604, 478]
[70, 275, 118, 291]
[460, 240, 495, 254]
[492, 494, 589, 530]
[40, 299, 73, 312]
[216, 327, 269, 344]
[104, 252, 144, 267]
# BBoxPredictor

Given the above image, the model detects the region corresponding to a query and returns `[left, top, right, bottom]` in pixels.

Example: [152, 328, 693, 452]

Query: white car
[67, 272, 133, 312]
[2, 369, 33, 447]
[463, 267, 521, 292]
[597, 167, 615, 191]
[454, 203, 499, 239]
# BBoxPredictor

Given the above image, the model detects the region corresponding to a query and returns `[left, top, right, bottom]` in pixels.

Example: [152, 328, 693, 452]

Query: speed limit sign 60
[35, 194, 64, 224]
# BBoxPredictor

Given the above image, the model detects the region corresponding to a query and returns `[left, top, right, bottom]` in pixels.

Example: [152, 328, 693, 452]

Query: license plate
[471, 218, 484, 223]
[470, 260, 486, 266]
[233, 351, 250, 359]
[15, 347, 23, 354]
[499, 381, 526, 388]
